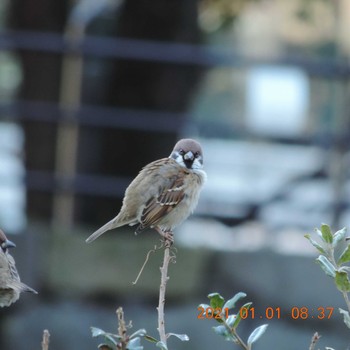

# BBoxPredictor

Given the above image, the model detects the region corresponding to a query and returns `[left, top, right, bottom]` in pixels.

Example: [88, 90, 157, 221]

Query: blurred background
[1, 0, 350, 348]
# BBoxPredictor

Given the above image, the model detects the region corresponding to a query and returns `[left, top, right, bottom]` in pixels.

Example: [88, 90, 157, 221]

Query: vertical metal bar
[52, 24, 84, 229]
[330, 0, 350, 227]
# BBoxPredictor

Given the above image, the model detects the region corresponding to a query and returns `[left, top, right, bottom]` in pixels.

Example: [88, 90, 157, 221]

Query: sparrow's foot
[155, 227, 174, 247]
[163, 232, 174, 248]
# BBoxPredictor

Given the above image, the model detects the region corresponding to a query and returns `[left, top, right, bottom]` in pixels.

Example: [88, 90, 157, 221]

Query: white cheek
[192, 158, 203, 170]
[175, 156, 186, 168]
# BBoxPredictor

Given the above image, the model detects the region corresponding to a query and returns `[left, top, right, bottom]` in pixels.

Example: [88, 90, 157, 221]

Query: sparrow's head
[170, 138, 204, 170]
[0, 229, 16, 253]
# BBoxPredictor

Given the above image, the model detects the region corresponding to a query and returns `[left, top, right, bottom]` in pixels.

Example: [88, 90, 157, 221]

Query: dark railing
[1, 30, 350, 76]
[0, 30, 349, 226]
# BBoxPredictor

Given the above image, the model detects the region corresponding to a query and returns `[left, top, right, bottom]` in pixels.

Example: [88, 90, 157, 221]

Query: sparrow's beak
[3, 239, 16, 249]
[184, 151, 194, 161]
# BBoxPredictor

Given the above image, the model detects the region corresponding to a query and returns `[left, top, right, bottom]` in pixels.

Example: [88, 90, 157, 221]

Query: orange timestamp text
[197, 306, 334, 320]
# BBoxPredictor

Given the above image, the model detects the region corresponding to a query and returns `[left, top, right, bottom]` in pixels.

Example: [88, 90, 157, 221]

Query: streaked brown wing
[137, 173, 186, 232]
[6, 254, 20, 283]
[2, 254, 37, 294]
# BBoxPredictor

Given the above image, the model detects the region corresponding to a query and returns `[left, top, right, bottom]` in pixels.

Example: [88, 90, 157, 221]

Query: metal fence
[0, 29, 349, 229]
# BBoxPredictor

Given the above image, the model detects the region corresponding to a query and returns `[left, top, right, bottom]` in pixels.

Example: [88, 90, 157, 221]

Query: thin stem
[342, 291, 350, 313]
[41, 329, 50, 350]
[232, 328, 249, 350]
[132, 245, 157, 285]
[308, 332, 320, 350]
[117, 307, 127, 350]
[327, 246, 338, 267]
[328, 247, 350, 313]
[221, 318, 248, 350]
[157, 242, 172, 346]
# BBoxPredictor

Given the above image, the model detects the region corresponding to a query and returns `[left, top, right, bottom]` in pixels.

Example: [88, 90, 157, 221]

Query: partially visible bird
[86, 138, 206, 244]
[0, 229, 37, 307]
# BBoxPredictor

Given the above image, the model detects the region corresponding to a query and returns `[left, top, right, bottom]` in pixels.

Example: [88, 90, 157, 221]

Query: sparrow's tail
[85, 217, 122, 243]
[21, 282, 38, 294]
[10, 280, 38, 294]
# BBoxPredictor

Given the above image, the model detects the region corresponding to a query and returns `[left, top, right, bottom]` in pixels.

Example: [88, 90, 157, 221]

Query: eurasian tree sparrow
[86, 138, 206, 243]
[0, 229, 37, 307]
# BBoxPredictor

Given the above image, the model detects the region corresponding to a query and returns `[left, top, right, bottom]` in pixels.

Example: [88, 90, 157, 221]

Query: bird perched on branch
[86, 138, 206, 244]
[0, 229, 37, 307]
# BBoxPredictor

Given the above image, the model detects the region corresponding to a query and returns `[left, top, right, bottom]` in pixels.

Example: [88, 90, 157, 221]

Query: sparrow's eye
[194, 151, 200, 158]
[179, 149, 185, 156]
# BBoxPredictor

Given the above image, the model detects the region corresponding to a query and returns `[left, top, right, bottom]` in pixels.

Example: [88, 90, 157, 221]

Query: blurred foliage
[198, 0, 334, 32]
[295, 0, 334, 22]
[305, 224, 350, 330]
[91, 307, 148, 350]
[0, 0, 9, 27]
[199, 292, 268, 350]
[198, 0, 248, 31]
[90, 306, 189, 350]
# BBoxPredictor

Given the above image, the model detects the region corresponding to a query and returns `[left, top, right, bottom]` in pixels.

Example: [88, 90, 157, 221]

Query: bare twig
[221, 318, 248, 350]
[233, 328, 249, 350]
[342, 292, 350, 313]
[117, 307, 128, 350]
[132, 245, 159, 285]
[157, 239, 173, 346]
[41, 329, 50, 350]
[326, 242, 350, 315]
[309, 332, 321, 350]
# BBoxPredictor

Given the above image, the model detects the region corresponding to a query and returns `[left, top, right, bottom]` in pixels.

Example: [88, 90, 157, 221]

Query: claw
[155, 227, 174, 247]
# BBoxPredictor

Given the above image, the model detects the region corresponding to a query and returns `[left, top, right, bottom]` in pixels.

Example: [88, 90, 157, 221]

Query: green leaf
[315, 228, 323, 239]
[212, 325, 235, 342]
[226, 315, 237, 327]
[320, 224, 333, 244]
[333, 227, 347, 248]
[127, 337, 143, 350]
[198, 303, 215, 319]
[208, 293, 225, 309]
[167, 333, 189, 341]
[335, 271, 350, 292]
[91, 327, 107, 338]
[144, 335, 158, 343]
[338, 245, 350, 265]
[98, 344, 113, 350]
[90, 327, 120, 345]
[130, 329, 147, 339]
[316, 255, 336, 277]
[198, 303, 210, 310]
[156, 341, 168, 350]
[247, 324, 268, 346]
[212, 325, 227, 336]
[339, 308, 350, 329]
[304, 234, 326, 255]
[103, 335, 119, 346]
[223, 292, 247, 310]
[232, 302, 252, 330]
